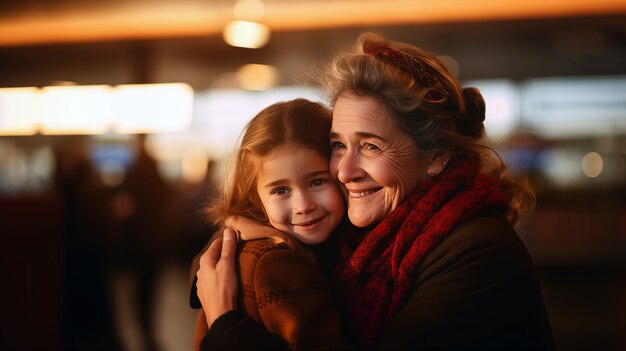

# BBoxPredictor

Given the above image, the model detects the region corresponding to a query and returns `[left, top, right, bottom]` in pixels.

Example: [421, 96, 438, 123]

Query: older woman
[193, 33, 555, 350]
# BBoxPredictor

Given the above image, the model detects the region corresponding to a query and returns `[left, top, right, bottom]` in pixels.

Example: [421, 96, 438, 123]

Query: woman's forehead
[331, 94, 399, 138]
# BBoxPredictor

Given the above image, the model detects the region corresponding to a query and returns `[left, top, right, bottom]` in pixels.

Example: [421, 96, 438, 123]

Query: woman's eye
[271, 187, 290, 195]
[311, 179, 326, 187]
[330, 141, 345, 150]
[363, 142, 380, 150]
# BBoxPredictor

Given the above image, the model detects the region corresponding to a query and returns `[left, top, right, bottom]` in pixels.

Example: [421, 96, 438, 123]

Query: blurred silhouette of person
[53, 136, 122, 351]
[181, 159, 221, 261]
[110, 134, 173, 351]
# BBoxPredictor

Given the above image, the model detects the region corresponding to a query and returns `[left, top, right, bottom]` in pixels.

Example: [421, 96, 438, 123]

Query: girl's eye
[330, 141, 345, 150]
[271, 187, 290, 195]
[311, 179, 326, 187]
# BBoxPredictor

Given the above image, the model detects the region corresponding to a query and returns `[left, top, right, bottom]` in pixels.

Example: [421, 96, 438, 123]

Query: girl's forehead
[256, 148, 329, 190]
[265, 142, 329, 160]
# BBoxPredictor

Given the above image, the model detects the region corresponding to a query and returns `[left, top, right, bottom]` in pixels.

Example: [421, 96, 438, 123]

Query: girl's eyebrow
[307, 170, 331, 178]
[262, 170, 329, 188]
[262, 178, 288, 188]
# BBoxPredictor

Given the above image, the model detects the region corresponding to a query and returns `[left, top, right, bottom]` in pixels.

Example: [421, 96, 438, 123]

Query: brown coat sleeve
[378, 216, 555, 350]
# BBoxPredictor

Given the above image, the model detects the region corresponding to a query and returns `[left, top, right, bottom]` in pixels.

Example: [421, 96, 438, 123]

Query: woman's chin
[347, 209, 379, 228]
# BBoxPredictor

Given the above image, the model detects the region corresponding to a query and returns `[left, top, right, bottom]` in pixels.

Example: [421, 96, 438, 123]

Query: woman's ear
[426, 152, 452, 176]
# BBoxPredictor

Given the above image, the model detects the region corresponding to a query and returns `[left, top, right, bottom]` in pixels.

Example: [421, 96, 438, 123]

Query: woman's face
[329, 93, 428, 227]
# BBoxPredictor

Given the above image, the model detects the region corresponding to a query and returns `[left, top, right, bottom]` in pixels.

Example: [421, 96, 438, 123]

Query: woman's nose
[335, 151, 366, 184]
[293, 191, 317, 214]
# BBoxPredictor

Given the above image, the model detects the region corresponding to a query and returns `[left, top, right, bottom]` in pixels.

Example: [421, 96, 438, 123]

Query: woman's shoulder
[417, 215, 536, 283]
[439, 216, 527, 256]
[386, 216, 554, 349]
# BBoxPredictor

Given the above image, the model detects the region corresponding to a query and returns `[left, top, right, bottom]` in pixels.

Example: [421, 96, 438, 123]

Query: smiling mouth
[348, 188, 382, 198]
[293, 216, 324, 227]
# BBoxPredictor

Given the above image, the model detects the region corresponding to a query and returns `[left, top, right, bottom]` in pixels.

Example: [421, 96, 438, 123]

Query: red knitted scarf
[334, 157, 510, 347]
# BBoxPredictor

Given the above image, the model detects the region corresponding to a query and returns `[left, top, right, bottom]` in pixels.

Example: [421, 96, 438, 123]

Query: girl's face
[256, 143, 345, 245]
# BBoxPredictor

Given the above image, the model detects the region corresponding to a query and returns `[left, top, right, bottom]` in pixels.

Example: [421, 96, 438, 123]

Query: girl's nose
[293, 191, 317, 214]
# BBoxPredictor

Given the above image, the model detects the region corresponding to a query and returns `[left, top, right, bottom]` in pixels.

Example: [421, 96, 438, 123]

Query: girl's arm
[225, 215, 283, 241]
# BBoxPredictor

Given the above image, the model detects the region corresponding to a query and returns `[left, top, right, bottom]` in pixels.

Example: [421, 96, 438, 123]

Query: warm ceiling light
[581, 152, 603, 178]
[223, 20, 270, 49]
[236, 64, 279, 91]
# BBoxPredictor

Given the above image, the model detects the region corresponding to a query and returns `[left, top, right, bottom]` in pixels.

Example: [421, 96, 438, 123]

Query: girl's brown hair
[320, 33, 535, 225]
[207, 98, 332, 225]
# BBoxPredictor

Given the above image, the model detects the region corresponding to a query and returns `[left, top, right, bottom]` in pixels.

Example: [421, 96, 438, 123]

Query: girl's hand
[196, 228, 238, 327]
[225, 215, 283, 241]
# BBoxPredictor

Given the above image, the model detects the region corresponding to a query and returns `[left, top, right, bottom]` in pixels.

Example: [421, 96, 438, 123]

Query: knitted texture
[335, 157, 510, 347]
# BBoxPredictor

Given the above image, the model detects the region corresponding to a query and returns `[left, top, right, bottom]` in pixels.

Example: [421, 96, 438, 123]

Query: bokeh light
[581, 151, 604, 178]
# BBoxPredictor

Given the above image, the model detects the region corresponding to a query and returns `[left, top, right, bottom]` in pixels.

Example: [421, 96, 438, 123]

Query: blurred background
[1, 1, 625, 350]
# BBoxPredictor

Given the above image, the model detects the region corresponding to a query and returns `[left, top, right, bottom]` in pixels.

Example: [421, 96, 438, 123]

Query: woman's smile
[347, 187, 382, 198]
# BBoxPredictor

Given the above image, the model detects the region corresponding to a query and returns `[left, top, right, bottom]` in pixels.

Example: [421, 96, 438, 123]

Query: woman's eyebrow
[329, 131, 384, 140]
[355, 132, 384, 140]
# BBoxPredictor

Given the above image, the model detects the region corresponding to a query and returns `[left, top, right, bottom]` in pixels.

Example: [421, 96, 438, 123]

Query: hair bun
[458, 87, 486, 139]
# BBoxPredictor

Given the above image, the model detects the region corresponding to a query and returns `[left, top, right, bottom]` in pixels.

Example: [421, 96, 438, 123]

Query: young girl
[191, 99, 352, 350]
